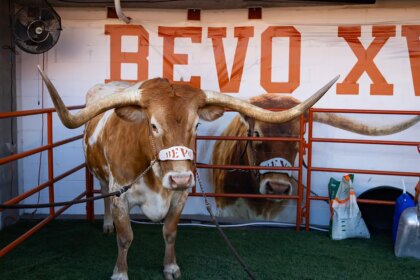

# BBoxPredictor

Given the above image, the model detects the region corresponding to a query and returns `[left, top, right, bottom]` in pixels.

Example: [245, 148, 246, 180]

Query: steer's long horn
[37, 66, 142, 128]
[204, 76, 339, 123]
[314, 113, 420, 136]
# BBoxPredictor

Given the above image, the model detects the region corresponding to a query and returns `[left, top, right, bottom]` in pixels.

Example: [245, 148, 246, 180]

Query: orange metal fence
[305, 108, 420, 231]
[0, 106, 94, 257]
[1, 106, 419, 256]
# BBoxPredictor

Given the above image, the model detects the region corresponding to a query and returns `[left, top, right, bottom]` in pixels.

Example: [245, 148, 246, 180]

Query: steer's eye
[254, 131, 260, 137]
[151, 124, 158, 133]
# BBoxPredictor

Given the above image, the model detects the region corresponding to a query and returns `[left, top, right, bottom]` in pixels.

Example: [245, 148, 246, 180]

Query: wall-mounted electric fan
[13, 0, 62, 54]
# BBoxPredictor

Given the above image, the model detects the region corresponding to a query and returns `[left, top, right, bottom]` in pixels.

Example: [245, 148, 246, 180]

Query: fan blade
[36, 34, 54, 52]
[41, 8, 55, 21]
[27, 7, 41, 19]
[14, 20, 30, 42]
[24, 40, 38, 46]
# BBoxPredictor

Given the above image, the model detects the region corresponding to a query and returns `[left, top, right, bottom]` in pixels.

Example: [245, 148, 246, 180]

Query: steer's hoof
[164, 264, 181, 280]
[110, 272, 128, 280]
[103, 223, 114, 234]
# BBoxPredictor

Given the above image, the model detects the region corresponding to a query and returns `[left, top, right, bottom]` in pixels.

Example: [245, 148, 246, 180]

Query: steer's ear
[198, 105, 225, 121]
[115, 106, 147, 122]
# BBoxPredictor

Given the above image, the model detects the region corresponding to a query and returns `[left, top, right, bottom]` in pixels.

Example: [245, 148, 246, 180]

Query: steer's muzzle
[259, 174, 293, 200]
[265, 181, 291, 195]
[163, 171, 195, 190]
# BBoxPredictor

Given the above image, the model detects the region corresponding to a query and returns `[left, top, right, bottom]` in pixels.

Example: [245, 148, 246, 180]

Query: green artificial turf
[0, 220, 419, 280]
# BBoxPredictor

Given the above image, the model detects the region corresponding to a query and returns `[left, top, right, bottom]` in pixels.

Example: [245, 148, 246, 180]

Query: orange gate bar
[0, 105, 94, 257]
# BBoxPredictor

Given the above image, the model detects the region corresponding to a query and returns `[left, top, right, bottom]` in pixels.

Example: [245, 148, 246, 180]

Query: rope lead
[196, 168, 257, 280]
[0, 186, 131, 209]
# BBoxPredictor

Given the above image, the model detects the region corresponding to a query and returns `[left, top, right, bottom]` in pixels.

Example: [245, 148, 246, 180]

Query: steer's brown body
[83, 79, 223, 280]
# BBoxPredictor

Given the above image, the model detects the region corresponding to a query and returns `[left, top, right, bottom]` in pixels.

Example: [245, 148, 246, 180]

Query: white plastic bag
[329, 175, 370, 240]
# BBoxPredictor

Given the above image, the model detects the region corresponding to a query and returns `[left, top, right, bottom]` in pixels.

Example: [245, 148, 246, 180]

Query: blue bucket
[392, 193, 415, 244]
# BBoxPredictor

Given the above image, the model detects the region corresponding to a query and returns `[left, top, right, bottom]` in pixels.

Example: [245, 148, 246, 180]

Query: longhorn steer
[38, 66, 338, 280]
[212, 94, 420, 221]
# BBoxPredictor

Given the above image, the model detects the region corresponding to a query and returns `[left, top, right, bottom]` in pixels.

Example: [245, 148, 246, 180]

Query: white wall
[15, 3, 420, 224]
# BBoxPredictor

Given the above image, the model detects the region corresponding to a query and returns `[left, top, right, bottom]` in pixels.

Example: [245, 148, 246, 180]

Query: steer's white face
[147, 109, 199, 190]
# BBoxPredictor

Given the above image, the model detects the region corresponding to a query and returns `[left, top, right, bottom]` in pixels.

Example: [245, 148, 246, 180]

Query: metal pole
[295, 115, 305, 231]
[47, 112, 55, 216]
[305, 109, 314, 231]
[85, 167, 94, 222]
